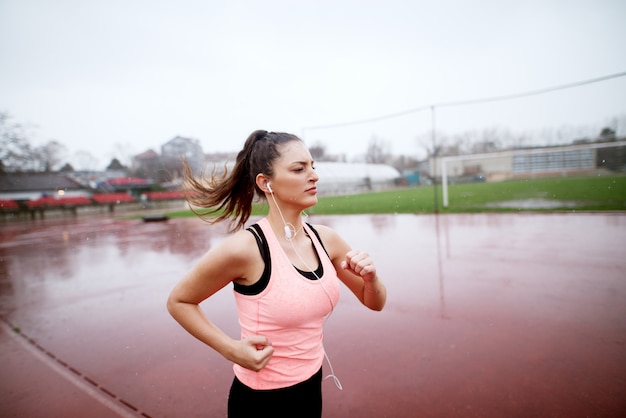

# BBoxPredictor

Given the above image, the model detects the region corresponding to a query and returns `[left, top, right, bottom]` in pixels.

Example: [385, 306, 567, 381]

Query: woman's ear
[256, 174, 272, 194]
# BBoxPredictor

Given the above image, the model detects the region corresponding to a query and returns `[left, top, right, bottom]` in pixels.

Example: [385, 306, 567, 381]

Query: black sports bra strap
[306, 223, 330, 258]
[247, 224, 267, 260]
[233, 224, 271, 296]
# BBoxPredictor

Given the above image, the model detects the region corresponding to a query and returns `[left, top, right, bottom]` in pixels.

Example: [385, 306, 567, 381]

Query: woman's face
[269, 140, 319, 208]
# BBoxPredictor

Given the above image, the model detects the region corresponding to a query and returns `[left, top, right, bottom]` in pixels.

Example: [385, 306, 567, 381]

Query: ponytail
[182, 130, 301, 231]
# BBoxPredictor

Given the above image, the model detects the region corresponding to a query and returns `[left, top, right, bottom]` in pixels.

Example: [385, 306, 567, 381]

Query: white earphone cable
[268, 189, 343, 390]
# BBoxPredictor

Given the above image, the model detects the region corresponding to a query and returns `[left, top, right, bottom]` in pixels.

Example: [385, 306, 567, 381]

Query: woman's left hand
[341, 249, 377, 283]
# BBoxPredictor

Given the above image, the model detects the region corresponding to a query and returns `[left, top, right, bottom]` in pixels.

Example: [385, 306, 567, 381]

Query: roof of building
[134, 149, 160, 160]
[0, 173, 85, 193]
[163, 136, 200, 147]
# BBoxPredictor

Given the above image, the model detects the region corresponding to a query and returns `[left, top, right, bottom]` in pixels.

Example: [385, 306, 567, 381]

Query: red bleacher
[92, 193, 136, 204]
[27, 196, 93, 208]
[141, 191, 185, 201]
[0, 199, 19, 209]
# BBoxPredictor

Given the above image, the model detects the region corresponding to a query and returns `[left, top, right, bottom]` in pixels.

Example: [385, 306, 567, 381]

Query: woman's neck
[266, 210, 305, 240]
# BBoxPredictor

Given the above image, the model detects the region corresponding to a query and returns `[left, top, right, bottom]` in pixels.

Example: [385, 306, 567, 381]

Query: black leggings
[227, 367, 322, 418]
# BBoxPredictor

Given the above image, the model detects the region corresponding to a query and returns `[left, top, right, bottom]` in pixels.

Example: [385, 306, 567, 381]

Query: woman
[167, 130, 386, 417]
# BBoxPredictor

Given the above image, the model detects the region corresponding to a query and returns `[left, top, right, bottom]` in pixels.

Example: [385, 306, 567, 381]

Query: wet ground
[1, 213, 625, 417]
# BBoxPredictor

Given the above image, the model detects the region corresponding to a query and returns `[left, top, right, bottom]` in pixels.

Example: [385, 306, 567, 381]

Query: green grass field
[165, 173, 626, 218]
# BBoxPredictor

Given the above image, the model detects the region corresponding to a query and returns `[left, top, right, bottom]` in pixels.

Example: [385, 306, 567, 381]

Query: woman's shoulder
[190, 226, 264, 284]
[216, 227, 261, 261]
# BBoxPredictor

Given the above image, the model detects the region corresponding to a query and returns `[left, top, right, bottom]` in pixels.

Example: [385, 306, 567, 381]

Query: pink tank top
[233, 218, 340, 390]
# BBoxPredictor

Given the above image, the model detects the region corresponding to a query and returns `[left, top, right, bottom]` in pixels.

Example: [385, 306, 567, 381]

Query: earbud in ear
[267, 183, 273, 193]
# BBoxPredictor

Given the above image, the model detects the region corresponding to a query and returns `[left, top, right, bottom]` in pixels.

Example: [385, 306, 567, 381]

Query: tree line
[2, 110, 623, 176]
[0, 112, 127, 174]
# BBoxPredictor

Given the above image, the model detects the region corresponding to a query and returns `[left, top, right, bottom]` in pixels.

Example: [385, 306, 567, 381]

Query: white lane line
[2, 320, 143, 418]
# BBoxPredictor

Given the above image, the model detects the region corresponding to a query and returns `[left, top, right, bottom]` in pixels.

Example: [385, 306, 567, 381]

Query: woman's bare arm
[314, 224, 386, 311]
[167, 230, 274, 371]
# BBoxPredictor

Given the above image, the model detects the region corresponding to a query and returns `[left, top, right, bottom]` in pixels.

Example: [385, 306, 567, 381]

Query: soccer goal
[439, 141, 626, 208]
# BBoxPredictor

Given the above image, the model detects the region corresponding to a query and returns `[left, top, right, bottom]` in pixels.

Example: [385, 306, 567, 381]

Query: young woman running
[167, 130, 386, 417]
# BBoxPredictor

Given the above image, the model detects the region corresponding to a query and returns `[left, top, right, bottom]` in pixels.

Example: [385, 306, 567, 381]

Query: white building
[205, 160, 403, 196]
[314, 162, 401, 195]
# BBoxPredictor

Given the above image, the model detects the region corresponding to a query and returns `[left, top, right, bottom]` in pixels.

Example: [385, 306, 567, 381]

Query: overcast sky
[1, 0, 625, 169]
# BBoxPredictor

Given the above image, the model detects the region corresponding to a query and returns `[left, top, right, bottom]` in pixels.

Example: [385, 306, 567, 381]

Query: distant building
[161, 136, 205, 177]
[131, 149, 161, 180]
[315, 162, 402, 195]
[430, 141, 626, 183]
[0, 172, 90, 201]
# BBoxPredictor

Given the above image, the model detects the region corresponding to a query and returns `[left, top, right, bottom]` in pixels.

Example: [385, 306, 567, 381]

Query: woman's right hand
[230, 335, 274, 372]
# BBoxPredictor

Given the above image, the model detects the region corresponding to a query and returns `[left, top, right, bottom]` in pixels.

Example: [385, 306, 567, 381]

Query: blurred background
[1, 0, 625, 171]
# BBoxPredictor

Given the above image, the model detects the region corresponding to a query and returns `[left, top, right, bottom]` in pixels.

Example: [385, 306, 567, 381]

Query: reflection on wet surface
[1, 213, 625, 417]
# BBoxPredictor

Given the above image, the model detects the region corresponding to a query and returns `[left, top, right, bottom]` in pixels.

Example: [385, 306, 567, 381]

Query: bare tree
[598, 127, 616, 141]
[72, 150, 100, 171]
[0, 112, 35, 172]
[391, 154, 419, 171]
[416, 130, 447, 159]
[365, 136, 391, 164]
[112, 141, 136, 168]
[468, 128, 504, 154]
[308, 141, 327, 161]
[33, 140, 68, 172]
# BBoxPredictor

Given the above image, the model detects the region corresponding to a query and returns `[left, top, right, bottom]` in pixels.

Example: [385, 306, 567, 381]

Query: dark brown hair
[181, 130, 302, 231]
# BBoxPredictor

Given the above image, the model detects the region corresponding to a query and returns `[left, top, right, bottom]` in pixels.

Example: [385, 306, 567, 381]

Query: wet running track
[1, 213, 625, 417]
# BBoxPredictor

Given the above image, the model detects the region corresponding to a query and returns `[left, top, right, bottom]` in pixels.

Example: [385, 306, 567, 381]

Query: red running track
[1, 213, 625, 417]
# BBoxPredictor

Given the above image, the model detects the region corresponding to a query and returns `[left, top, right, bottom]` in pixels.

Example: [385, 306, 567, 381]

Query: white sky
[1, 0, 625, 169]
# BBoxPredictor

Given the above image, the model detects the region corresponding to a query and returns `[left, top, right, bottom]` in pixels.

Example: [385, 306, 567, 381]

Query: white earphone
[267, 182, 293, 239]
